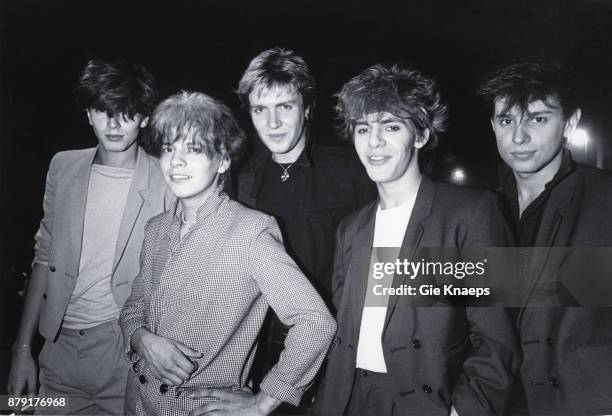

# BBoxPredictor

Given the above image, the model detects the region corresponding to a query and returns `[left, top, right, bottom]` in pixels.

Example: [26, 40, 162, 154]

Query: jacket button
[49, 265, 56, 272]
[422, 384, 432, 394]
[546, 337, 553, 346]
[333, 337, 342, 346]
[132, 362, 138, 372]
[159, 384, 169, 393]
[43, 294, 47, 300]
[549, 377, 559, 388]
[139, 375, 147, 384]
[412, 339, 422, 349]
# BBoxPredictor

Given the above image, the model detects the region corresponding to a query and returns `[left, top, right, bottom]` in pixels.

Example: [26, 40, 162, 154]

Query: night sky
[1, 0, 612, 346]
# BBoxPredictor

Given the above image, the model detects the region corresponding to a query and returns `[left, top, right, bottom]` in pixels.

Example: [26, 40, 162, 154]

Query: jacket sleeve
[119, 218, 160, 363]
[249, 215, 337, 406]
[452, 191, 521, 415]
[33, 154, 59, 266]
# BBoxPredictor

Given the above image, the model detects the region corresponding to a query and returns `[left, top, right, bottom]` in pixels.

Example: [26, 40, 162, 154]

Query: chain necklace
[276, 162, 295, 182]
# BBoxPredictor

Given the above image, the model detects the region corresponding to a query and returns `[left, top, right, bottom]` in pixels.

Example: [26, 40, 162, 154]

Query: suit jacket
[35, 146, 172, 341]
[314, 176, 520, 416]
[120, 190, 336, 416]
[505, 158, 612, 415]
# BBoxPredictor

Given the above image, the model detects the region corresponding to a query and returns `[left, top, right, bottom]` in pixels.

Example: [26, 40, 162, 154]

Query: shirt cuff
[259, 372, 305, 407]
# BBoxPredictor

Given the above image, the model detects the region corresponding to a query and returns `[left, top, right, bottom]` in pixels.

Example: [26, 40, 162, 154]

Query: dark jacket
[230, 142, 376, 302]
[313, 176, 521, 416]
[503, 155, 612, 416]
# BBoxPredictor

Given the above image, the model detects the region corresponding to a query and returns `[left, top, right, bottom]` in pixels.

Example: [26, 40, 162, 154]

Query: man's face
[87, 109, 148, 153]
[248, 85, 308, 159]
[491, 96, 580, 178]
[353, 111, 427, 185]
[159, 136, 229, 205]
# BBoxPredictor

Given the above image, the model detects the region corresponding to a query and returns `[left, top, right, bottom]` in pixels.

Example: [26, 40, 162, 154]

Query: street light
[451, 168, 466, 184]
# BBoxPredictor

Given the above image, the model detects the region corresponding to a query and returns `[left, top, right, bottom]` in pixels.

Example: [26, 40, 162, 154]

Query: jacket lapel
[384, 176, 434, 330]
[345, 201, 377, 344]
[67, 148, 97, 278]
[518, 172, 578, 319]
[112, 147, 148, 278]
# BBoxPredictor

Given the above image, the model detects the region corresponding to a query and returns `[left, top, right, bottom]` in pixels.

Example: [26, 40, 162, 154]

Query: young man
[313, 64, 520, 416]
[233, 48, 375, 407]
[7, 59, 172, 415]
[479, 62, 612, 415]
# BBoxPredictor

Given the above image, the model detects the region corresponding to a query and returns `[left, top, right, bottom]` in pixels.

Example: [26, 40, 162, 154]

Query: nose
[267, 111, 281, 129]
[107, 115, 121, 129]
[512, 124, 530, 145]
[368, 126, 385, 148]
[169, 149, 186, 167]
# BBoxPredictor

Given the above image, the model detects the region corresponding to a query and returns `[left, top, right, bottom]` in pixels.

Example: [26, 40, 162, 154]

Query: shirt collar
[173, 184, 226, 224]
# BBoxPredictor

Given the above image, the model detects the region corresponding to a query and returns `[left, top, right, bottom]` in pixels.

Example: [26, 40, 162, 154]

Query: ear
[414, 128, 430, 149]
[86, 109, 93, 126]
[304, 106, 310, 120]
[563, 108, 581, 138]
[217, 157, 231, 174]
[139, 116, 149, 128]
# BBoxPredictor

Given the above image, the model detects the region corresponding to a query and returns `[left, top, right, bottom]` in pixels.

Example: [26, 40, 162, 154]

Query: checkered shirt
[120, 188, 336, 416]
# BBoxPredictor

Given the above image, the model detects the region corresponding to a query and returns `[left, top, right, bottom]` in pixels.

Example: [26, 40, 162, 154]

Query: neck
[95, 143, 138, 169]
[377, 165, 422, 210]
[272, 133, 306, 164]
[514, 151, 563, 215]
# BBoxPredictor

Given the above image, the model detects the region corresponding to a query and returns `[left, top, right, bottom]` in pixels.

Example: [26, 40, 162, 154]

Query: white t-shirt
[356, 194, 417, 372]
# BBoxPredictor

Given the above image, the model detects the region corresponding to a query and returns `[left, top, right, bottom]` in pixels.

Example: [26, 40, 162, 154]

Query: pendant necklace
[276, 162, 295, 182]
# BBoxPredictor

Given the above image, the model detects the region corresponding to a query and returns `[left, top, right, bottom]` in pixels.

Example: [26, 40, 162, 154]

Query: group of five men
[7, 49, 612, 416]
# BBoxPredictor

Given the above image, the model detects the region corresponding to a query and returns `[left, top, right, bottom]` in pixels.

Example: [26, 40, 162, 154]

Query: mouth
[367, 155, 390, 165]
[510, 151, 536, 161]
[266, 133, 287, 139]
[105, 134, 124, 141]
[169, 173, 191, 182]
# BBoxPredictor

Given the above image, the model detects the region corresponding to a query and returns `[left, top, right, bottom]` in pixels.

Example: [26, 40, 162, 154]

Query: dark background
[2, 0, 612, 392]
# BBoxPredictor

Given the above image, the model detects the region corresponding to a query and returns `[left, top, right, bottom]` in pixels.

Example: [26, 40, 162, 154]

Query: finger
[152, 367, 184, 386]
[188, 388, 218, 400]
[172, 340, 203, 359]
[200, 389, 237, 402]
[188, 402, 223, 416]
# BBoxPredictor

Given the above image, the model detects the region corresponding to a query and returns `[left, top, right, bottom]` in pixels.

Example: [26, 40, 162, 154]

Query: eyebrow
[355, 116, 406, 125]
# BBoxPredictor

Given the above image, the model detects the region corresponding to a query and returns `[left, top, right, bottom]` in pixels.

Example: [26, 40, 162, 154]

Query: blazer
[505, 158, 612, 415]
[35, 146, 172, 341]
[314, 176, 521, 416]
[120, 190, 336, 416]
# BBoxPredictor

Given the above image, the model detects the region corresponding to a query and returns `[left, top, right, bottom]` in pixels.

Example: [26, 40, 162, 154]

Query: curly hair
[149, 91, 245, 163]
[336, 64, 448, 150]
[75, 59, 158, 118]
[237, 47, 316, 114]
[477, 61, 578, 118]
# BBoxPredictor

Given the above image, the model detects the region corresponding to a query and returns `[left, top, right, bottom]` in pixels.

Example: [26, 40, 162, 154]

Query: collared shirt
[502, 150, 575, 247]
[233, 141, 377, 304]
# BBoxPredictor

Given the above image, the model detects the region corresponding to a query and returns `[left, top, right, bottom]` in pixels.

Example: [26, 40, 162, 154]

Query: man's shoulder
[337, 199, 377, 236]
[431, 180, 498, 212]
[311, 144, 361, 168]
[50, 147, 96, 168]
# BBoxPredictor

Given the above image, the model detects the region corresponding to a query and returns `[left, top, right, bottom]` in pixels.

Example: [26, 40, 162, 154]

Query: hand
[132, 328, 202, 386]
[7, 346, 38, 396]
[450, 405, 459, 416]
[188, 388, 281, 416]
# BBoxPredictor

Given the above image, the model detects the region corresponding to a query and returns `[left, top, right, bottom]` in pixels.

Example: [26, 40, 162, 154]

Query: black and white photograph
[2, 0, 612, 415]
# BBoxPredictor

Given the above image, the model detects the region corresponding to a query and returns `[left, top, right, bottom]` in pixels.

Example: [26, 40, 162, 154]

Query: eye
[355, 126, 369, 135]
[251, 107, 265, 115]
[186, 144, 203, 153]
[279, 104, 293, 111]
[498, 118, 513, 126]
[531, 116, 547, 124]
[161, 143, 173, 153]
[385, 124, 401, 132]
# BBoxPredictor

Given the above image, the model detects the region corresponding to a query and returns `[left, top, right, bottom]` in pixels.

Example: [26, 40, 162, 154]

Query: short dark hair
[477, 62, 578, 117]
[75, 59, 158, 118]
[149, 91, 245, 163]
[336, 63, 448, 149]
[237, 47, 316, 114]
